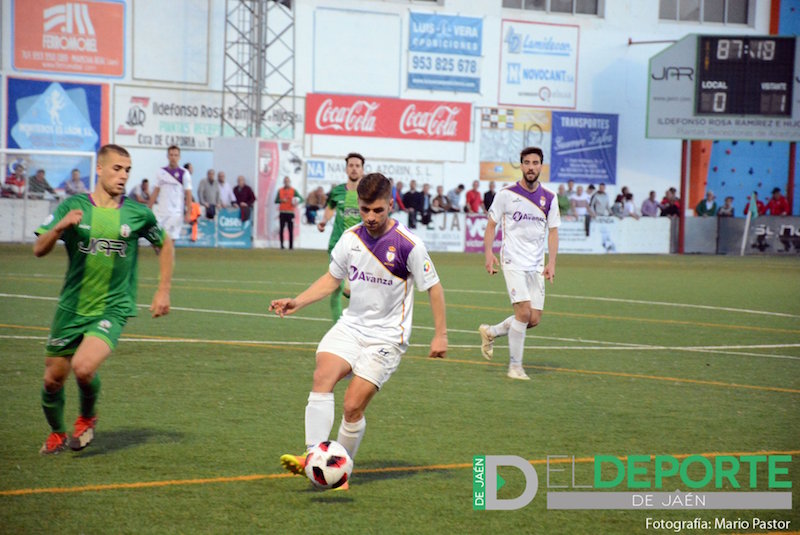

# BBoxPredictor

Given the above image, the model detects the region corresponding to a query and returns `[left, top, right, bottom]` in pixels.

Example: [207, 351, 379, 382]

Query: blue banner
[550, 112, 618, 184]
[217, 208, 252, 249]
[176, 219, 216, 248]
[408, 13, 482, 93]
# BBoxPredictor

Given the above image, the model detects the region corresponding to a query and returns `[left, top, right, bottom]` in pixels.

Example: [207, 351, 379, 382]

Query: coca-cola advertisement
[305, 93, 471, 142]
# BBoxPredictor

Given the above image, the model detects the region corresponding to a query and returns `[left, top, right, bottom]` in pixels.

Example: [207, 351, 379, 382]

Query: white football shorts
[316, 322, 403, 390]
[502, 269, 546, 309]
[157, 212, 184, 240]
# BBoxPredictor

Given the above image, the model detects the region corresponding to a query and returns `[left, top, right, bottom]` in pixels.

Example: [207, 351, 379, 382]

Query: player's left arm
[543, 227, 558, 283]
[427, 282, 448, 359]
[150, 234, 174, 317]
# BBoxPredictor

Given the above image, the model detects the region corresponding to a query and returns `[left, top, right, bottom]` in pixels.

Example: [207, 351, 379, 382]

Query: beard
[523, 171, 539, 186]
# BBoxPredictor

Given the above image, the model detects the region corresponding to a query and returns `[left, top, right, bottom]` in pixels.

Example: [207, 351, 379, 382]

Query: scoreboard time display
[696, 36, 795, 117]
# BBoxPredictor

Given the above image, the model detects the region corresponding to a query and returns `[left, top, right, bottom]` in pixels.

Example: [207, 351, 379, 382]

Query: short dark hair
[98, 144, 130, 161]
[345, 152, 365, 165]
[183, 163, 192, 170]
[357, 173, 392, 203]
[520, 146, 544, 164]
[167, 145, 180, 153]
[772, 187, 781, 194]
[71, 168, 79, 173]
[142, 178, 149, 184]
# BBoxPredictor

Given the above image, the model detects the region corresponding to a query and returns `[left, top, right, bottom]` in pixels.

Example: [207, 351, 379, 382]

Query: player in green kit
[316, 153, 364, 321]
[34, 144, 175, 455]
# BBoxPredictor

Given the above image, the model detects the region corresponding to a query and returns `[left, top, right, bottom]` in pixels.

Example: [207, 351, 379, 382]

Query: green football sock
[330, 286, 343, 322]
[78, 374, 101, 418]
[41, 386, 66, 433]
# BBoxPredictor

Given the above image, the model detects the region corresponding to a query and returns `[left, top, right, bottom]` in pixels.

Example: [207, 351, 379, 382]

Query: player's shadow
[75, 428, 184, 457]
[351, 460, 454, 486]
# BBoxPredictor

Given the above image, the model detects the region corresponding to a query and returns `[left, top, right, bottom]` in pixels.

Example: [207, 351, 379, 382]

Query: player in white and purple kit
[270, 173, 448, 489]
[479, 146, 560, 380]
[148, 145, 193, 240]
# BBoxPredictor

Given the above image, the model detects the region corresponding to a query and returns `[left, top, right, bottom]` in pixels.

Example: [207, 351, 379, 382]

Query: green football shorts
[45, 307, 128, 356]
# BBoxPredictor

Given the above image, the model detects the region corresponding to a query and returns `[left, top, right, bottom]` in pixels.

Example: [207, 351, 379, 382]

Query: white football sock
[508, 318, 527, 367]
[336, 416, 366, 460]
[305, 392, 334, 449]
[489, 315, 515, 338]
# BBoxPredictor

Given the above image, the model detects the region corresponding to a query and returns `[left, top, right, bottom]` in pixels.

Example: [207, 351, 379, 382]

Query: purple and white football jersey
[488, 183, 560, 273]
[329, 220, 440, 347]
[153, 166, 192, 220]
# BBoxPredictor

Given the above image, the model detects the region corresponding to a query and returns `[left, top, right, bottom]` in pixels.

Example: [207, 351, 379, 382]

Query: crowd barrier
[174, 208, 253, 249]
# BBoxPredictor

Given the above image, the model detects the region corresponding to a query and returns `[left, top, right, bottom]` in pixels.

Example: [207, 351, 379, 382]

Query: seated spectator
[64, 169, 88, 196]
[431, 185, 450, 213]
[570, 185, 591, 216]
[392, 180, 407, 214]
[717, 196, 735, 217]
[305, 186, 326, 224]
[641, 190, 660, 217]
[695, 191, 717, 217]
[660, 187, 680, 217]
[465, 180, 483, 213]
[744, 192, 766, 217]
[483, 181, 496, 212]
[402, 180, 424, 228]
[765, 187, 789, 216]
[233, 175, 256, 221]
[590, 182, 611, 216]
[129, 179, 151, 204]
[623, 193, 640, 219]
[420, 183, 433, 225]
[446, 184, 465, 212]
[557, 184, 571, 215]
[28, 169, 59, 200]
[3, 163, 27, 198]
[611, 194, 625, 218]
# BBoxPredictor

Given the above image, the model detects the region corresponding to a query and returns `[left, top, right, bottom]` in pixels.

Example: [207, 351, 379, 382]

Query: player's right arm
[33, 208, 82, 257]
[269, 272, 341, 317]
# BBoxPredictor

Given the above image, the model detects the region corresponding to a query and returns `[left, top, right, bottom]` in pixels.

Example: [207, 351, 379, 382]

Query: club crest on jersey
[539, 196, 546, 208]
[120, 224, 131, 238]
[98, 319, 112, 333]
[386, 246, 396, 264]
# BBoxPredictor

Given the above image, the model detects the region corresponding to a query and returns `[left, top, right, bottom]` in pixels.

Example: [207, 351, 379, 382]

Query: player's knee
[343, 402, 365, 423]
[528, 317, 540, 328]
[515, 310, 532, 324]
[43, 375, 66, 392]
[71, 363, 96, 384]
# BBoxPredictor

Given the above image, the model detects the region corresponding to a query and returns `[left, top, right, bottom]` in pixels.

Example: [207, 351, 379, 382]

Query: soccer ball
[304, 440, 353, 490]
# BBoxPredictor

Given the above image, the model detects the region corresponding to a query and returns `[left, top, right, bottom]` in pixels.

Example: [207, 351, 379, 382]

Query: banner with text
[550, 112, 618, 184]
[306, 158, 443, 190]
[305, 93, 471, 141]
[408, 12, 483, 93]
[13, 0, 125, 77]
[498, 20, 578, 109]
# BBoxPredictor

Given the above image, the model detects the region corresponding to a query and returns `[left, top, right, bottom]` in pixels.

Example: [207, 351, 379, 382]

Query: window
[503, 0, 601, 15]
[659, 0, 750, 24]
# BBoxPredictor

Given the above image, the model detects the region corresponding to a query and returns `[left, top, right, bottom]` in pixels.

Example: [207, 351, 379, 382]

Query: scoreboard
[647, 34, 800, 141]
[695, 36, 794, 117]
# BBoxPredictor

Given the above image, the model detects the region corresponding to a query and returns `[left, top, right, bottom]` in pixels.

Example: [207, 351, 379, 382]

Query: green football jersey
[327, 183, 361, 253]
[36, 194, 165, 318]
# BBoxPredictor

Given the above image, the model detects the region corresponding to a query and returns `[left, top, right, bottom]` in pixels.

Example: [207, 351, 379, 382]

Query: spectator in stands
[695, 190, 717, 217]
[28, 169, 59, 200]
[557, 184, 571, 215]
[765, 187, 790, 216]
[660, 187, 680, 217]
[465, 180, 483, 213]
[183, 163, 194, 177]
[217, 171, 236, 208]
[64, 169, 87, 196]
[402, 179, 424, 228]
[392, 180, 407, 214]
[446, 184, 465, 212]
[483, 181, 496, 212]
[717, 196, 735, 217]
[744, 191, 766, 217]
[623, 193, 640, 219]
[420, 183, 433, 225]
[130, 179, 150, 204]
[431, 185, 449, 213]
[305, 186, 326, 224]
[590, 182, 610, 216]
[197, 169, 220, 219]
[275, 176, 303, 250]
[611, 194, 625, 218]
[233, 175, 256, 222]
[570, 185, 591, 216]
[566, 179, 576, 199]
[641, 190, 660, 217]
[4, 163, 27, 198]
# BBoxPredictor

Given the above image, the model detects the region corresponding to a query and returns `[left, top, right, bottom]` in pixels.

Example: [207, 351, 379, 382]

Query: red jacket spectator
[765, 188, 790, 216]
[744, 198, 766, 217]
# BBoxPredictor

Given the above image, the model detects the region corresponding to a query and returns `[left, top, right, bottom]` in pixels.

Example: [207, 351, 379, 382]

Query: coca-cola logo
[315, 99, 379, 133]
[399, 105, 461, 138]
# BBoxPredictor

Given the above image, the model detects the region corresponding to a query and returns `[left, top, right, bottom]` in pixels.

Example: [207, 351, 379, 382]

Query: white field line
[5, 273, 800, 319]
[3, 334, 799, 361]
